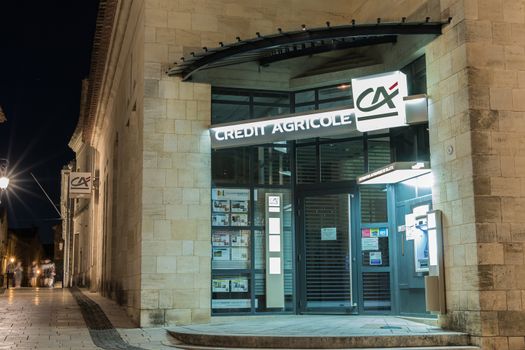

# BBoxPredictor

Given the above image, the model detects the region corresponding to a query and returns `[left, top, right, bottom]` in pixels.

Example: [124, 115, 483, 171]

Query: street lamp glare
[0, 176, 9, 190]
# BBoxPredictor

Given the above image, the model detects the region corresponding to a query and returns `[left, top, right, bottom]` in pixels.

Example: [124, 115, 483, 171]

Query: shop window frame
[211, 142, 296, 316]
[210, 55, 428, 316]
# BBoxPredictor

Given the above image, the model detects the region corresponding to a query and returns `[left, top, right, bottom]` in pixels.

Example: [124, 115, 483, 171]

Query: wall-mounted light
[357, 161, 431, 185]
[402, 172, 433, 188]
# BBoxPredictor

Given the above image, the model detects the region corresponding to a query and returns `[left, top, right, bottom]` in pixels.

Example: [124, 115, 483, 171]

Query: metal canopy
[167, 21, 445, 81]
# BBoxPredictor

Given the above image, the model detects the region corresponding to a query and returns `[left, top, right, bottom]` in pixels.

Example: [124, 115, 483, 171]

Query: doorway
[297, 189, 357, 313]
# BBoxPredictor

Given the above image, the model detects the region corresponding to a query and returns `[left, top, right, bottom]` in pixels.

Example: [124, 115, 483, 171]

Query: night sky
[0, 1, 100, 243]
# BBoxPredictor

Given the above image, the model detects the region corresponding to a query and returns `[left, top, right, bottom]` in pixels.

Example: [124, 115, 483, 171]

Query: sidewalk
[0, 287, 176, 350]
[0, 287, 476, 350]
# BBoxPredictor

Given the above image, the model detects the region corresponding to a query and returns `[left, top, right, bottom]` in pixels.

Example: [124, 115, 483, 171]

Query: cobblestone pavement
[0, 287, 176, 350]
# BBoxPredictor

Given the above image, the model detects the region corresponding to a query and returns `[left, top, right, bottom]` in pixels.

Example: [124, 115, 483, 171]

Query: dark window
[212, 88, 291, 124]
[253, 145, 291, 185]
[390, 124, 430, 162]
[212, 148, 251, 185]
[402, 55, 426, 95]
[211, 103, 250, 124]
[294, 83, 352, 112]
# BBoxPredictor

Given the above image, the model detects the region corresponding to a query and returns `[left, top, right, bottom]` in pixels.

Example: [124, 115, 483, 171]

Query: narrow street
[0, 287, 476, 350]
[0, 288, 175, 350]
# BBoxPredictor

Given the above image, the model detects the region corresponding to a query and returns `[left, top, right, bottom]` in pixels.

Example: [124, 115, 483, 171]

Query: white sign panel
[212, 188, 250, 200]
[362, 237, 379, 251]
[269, 257, 281, 274]
[212, 299, 253, 309]
[268, 195, 281, 207]
[352, 71, 408, 132]
[69, 172, 92, 197]
[269, 217, 281, 235]
[321, 227, 337, 241]
[369, 251, 382, 265]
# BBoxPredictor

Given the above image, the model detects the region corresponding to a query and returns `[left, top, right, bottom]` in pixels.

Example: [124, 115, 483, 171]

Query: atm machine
[405, 208, 445, 314]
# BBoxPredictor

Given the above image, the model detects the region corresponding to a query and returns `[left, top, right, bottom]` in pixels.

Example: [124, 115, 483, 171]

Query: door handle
[401, 232, 405, 256]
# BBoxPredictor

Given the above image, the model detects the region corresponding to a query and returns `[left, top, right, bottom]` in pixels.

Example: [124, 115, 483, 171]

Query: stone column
[140, 1, 212, 326]
[427, 0, 525, 348]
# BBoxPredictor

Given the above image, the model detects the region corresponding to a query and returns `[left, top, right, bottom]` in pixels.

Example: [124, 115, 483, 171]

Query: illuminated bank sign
[210, 108, 355, 149]
[351, 71, 408, 132]
[210, 71, 421, 149]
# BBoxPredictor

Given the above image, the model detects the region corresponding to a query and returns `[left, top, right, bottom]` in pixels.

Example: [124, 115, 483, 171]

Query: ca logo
[71, 176, 91, 189]
[351, 71, 408, 132]
[355, 82, 399, 115]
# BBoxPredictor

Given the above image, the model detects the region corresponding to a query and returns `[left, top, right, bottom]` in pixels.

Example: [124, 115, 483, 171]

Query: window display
[231, 213, 249, 226]
[211, 274, 252, 312]
[212, 188, 252, 311]
[231, 200, 248, 212]
[212, 213, 229, 226]
[231, 231, 249, 246]
[212, 279, 230, 292]
[212, 199, 230, 212]
[231, 278, 249, 292]
[212, 229, 250, 269]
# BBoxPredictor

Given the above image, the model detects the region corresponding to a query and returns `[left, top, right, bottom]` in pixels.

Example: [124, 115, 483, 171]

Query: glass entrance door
[298, 192, 354, 312]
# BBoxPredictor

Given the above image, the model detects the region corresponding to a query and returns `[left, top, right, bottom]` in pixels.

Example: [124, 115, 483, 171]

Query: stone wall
[88, 0, 145, 324]
[427, 0, 525, 349]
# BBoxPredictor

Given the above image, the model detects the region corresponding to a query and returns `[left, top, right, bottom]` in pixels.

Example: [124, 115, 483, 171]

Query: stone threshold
[172, 345, 479, 350]
[168, 329, 471, 349]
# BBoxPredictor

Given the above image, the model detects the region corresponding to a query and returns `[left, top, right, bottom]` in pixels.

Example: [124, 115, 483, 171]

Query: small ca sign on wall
[69, 172, 92, 198]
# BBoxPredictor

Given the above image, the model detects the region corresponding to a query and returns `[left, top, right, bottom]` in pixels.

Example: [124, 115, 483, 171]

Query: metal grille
[321, 140, 364, 182]
[304, 194, 351, 308]
[296, 145, 317, 183]
[362, 272, 391, 311]
[360, 186, 388, 223]
[368, 138, 391, 170]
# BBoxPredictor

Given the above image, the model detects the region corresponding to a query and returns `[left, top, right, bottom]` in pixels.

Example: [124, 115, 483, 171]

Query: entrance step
[167, 316, 473, 349]
[170, 345, 479, 350]
[168, 329, 472, 349]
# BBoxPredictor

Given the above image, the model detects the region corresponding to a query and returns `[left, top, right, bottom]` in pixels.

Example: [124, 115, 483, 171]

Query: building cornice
[69, 79, 89, 152]
[82, 0, 119, 145]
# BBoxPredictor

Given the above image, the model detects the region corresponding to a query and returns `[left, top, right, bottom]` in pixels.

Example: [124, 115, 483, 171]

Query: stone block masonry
[427, 0, 525, 349]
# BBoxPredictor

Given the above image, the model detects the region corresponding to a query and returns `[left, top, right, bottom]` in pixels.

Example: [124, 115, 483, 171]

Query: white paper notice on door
[321, 227, 337, 241]
[361, 237, 379, 251]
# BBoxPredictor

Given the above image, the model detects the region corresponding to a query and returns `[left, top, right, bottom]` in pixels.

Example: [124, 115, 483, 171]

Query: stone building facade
[64, 0, 525, 348]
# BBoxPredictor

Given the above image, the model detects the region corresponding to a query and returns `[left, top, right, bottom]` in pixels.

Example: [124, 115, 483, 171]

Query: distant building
[61, 79, 95, 289]
[51, 223, 64, 287]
